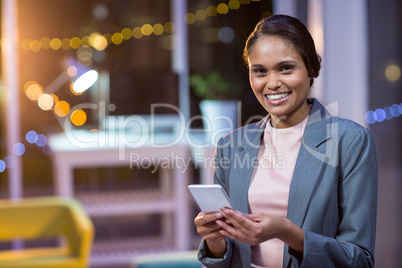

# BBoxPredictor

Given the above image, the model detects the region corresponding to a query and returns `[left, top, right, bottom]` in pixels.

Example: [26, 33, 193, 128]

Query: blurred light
[217, 3, 229, 14]
[26, 130, 38, 144]
[50, 38, 62, 50]
[41, 37, 51, 49]
[72, 70, 99, 93]
[4, 156, 14, 169]
[81, 36, 90, 47]
[51, 94, 59, 103]
[164, 22, 175, 34]
[71, 109, 87, 126]
[21, 39, 31, 51]
[364, 111, 376, 124]
[24, 82, 43, 101]
[133, 27, 143, 39]
[89, 129, 99, 132]
[90, 33, 108, 50]
[206, 6, 218, 16]
[42, 146, 53, 156]
[383, 106, 393, 120]
[374, 109, 386, 122]
[153, 23, 164, 35]
[111, 33, 123, 44]
[385, 64, 401, 82]
[391, 104, 401, 117]
[93, 3, 109, 20]
[36, 134, 47, 147]
[218, 27, 235, 43]
[67, 66, 78, 77]
[399, 104, 402, 115]
[184, 13, 196, 24]
[54, 101, 70, 117]
[70, 37, 82, 49]
[38, 94, 54, 110]
[61, 38, 71, 50]
[0, 160, 5, 173]
[195, 10, 207, 21]
[121, 28, 132, 40]
[30, 40, 41, 52]
[229, 0, 241, 9]
[77, 47, 93, 63]
[13, 143, 25, 156]
[141, 24, 153, 36]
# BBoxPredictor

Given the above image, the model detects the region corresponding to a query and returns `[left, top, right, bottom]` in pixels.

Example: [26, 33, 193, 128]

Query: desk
[48, 130, 193, 266]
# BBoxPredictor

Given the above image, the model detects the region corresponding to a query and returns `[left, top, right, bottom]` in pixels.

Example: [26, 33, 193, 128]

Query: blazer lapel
[283, 99, 334, 267]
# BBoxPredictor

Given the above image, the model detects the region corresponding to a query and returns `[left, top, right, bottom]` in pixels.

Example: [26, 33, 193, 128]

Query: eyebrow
[250, 60, 297, 69]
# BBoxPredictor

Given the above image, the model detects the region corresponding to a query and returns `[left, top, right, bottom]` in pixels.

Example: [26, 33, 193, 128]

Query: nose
[266, 73, 281, 91]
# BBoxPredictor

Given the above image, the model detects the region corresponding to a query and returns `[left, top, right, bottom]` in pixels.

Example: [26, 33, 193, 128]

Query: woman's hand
[194, 211, 227, 257]
[217, 208, 304, 253]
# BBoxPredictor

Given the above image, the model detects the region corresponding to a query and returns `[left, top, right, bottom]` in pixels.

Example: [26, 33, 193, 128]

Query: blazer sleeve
[290, 127, 378, 268]
[197, 137, 235, 268]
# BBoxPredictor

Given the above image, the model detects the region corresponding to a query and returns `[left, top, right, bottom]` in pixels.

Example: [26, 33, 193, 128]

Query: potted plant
[190, 71, 242, 142]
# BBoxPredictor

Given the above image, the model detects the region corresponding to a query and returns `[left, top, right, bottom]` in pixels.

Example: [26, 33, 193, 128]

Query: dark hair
[243, 14, 321, 86]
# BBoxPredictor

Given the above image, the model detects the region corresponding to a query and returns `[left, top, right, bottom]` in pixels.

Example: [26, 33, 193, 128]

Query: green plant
[190, 71, 242, 100]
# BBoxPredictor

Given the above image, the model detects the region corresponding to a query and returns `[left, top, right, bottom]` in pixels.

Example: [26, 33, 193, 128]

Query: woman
[194, 15, 377, 268]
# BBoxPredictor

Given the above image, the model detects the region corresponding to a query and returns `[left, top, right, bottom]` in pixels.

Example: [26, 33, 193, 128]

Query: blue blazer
[198, 99, 378, 268]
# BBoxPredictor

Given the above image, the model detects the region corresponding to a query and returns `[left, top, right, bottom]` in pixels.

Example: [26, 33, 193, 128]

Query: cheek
[250, 77, 265, 93]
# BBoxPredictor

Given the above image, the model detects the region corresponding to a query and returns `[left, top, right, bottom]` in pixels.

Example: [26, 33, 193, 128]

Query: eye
[280, 65, 294, 73]
[251, 68, 267, 76]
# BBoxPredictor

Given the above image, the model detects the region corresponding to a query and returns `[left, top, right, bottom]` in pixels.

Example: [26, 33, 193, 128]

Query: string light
[365, 103, 402, 124]
[17, 0, 258, 52]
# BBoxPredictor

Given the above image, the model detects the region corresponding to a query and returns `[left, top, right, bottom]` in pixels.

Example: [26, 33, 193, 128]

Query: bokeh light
[30, 40, 41, 52]
[365, 103, 402, 124]
[50, 38, 62, 50]
[13, 143, 25, 156]
[90, 33, 108, 50]
[35, 134, 47, 147]
[21, 39, 31, 51]
[153, 23, 164, 35]
[24, 82, 43, 101]
[206, 6, 218, 16]
[121, 28, 132, 40]
[164, 22, 175, 34]
[72, 70, 99, 93]
[38, 94, 54, 110]
[218, 27, 235, 43]
[229, 0, 241, 9]
[70, 37, 82, 49]
[111, 33, 123, 45]
[195, 10, 207, 21]
[26, 130, 38, 144]
[0, 160, 5, 173]
[141, 24, 153, 36]
[42, 146, 53, 156]
[71, 109, 87, 126]
[133, 27, 143, 39]
[61, 38, 71, 50]
[54, 101, 70, 117]
[184, 13, 196, 24]
[217, 3, 229, 14]
[374, 108, 386, 122]
[41, 37, 51, 49]
[385, 64, 401, 82]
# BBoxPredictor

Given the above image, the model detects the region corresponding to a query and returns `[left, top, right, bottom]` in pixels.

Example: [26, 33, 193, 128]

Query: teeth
[266, 93, 290, 100]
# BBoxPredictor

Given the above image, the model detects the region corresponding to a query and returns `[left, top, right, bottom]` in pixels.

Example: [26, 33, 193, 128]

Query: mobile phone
[188, 184, 233, 213]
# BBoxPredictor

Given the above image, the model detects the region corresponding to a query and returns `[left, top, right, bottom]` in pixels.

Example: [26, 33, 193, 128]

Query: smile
[266, 93, 290, 100]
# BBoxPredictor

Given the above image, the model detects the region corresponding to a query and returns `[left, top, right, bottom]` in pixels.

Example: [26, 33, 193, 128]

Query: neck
[270, 100, 311, 128]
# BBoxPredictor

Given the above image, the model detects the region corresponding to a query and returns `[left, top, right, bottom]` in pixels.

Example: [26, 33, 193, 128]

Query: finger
[220, 209, 255, 230]
[195, 212, 224, 226]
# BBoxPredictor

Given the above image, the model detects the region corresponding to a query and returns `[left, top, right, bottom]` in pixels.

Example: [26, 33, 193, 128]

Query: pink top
[248, 116, 308, 268]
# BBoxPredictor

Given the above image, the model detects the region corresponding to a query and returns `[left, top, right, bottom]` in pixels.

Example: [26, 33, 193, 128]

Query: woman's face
[248, 35, 311, 128]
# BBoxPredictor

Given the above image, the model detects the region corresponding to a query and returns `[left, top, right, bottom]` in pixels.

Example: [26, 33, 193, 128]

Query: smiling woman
[194, 14, 378, 268]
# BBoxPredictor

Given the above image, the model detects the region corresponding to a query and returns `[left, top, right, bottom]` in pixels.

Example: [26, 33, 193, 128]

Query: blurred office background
[0, 0, 400, 267]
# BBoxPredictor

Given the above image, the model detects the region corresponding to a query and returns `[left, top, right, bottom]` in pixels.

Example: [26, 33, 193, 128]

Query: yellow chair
[0, 196, 94, 268]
